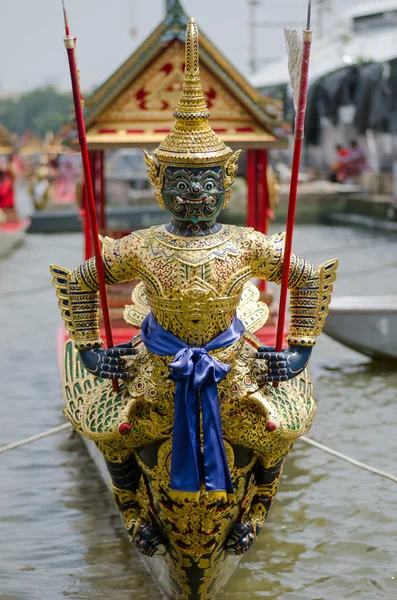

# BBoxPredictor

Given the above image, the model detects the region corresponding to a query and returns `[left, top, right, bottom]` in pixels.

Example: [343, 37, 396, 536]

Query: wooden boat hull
[323, 296, 397, 361]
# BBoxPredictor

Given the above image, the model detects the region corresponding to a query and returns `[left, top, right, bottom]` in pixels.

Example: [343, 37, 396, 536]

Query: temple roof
[19, 133, 44, 156]
[72, 0, 287, 150]
[45, 132, 75, 155]
[0, 124, 13, 156]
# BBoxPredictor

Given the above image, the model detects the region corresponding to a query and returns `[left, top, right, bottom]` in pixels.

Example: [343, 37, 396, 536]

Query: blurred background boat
[324, 295, 397, 361]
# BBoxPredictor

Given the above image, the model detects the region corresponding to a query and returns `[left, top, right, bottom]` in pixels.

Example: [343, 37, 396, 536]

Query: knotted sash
[141, 313, 245, 500]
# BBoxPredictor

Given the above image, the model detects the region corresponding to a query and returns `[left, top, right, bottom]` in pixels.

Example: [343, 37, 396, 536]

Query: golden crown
[144, 18, 240, 208]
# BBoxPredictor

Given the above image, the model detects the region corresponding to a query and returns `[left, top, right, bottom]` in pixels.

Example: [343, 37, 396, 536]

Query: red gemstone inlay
[119, 423, 131, 436]
[265, 421, 277, 432]
[236, 127, 254, 133]
[126, 129, 144, 134]
[98, 129, 117, 134]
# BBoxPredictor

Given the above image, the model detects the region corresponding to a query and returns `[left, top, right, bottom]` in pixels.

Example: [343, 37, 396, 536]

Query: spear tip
[306, 0, 312, 30]
[62, 0, 71, 37]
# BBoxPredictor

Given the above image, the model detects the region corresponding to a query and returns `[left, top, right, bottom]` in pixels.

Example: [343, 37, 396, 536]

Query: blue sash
[140, 313, 245, 499]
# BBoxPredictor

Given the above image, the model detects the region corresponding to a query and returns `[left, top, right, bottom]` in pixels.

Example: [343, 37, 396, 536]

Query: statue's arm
[51, 234, 140, 350]
[250, 231, 338, 381]
[51, 234, 142, 378]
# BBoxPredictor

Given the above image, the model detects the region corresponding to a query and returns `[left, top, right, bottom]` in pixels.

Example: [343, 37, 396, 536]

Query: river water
[1, 213, 397, 599]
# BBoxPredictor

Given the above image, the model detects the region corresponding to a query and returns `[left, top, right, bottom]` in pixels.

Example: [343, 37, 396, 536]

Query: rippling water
[1, 218, 397, 599]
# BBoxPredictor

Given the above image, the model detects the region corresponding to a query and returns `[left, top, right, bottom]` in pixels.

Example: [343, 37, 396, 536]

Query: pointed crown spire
[154, 17, 232, 166]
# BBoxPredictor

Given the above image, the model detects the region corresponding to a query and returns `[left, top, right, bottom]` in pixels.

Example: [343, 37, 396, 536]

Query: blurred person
[0, 169, 17, 221]
[0, 169, 14, 208]
[347, 140, 366, 174]
[329, 143, 350, 183]
[53, 157, 78, 204]
[336, 143, 349, 159]
[29, 164, 51, 210]
[48, 155, 60, 179]
[336, 140, 367, 183]
[5, 154, 18, 182]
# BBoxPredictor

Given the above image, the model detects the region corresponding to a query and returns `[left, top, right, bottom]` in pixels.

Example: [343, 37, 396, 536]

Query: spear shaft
[61, 2, 118, 391]
[275, 2, 313, 371]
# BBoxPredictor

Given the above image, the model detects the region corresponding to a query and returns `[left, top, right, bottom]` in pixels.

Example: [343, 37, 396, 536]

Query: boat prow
[323, 296, 397, 361]
[82, 435, 241, 600]
[0, 217, 30, 258]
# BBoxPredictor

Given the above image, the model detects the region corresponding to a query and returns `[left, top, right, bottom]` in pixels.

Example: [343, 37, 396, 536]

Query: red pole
[275, 28, 312, 358]
[89, 150, 96, 215]
[257, 150, 264, 233]
[247, 149, 256, 228]
[62, 3, 118, 391]
[82, 184, 92, 260]
[260, 149, 270, 235]
[99, 150, 106, 231]
[258, 149, 268, 292]
[94, 151, 101, 224]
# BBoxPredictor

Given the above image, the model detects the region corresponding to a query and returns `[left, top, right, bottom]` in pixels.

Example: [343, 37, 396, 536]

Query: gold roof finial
[153, 17, 232, 166]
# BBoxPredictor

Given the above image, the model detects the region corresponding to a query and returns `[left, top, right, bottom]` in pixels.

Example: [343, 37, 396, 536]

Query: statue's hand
[134, 523, 166, 557]
[225, 522, 256, 555]
[256, 345, 312, 383]
[79, 342, 138, 380]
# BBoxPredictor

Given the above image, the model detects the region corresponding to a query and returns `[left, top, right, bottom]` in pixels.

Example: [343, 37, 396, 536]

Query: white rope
[0, 423, 72, 453]
[300, 436, 397, 484]
[1, 425, 396, 485]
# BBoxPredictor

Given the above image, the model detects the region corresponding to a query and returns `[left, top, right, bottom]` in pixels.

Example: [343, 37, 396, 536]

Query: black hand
[134, 523, 166, 557]
[225, 522, 256, 555]
[79, 341, 137, 380]
[256, 345, 312, 383]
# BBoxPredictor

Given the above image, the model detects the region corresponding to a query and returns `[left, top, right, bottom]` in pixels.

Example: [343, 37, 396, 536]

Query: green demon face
[162, 166, 225, 223]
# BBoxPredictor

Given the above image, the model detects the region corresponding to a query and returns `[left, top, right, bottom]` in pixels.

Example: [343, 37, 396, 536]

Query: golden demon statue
[51, 19, 337, 600]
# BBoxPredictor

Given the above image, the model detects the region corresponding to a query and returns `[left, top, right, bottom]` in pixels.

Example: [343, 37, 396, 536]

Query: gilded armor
[52, 226, 336, 349]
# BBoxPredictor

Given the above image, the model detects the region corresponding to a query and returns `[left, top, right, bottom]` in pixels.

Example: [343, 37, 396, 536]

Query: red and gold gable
[86, 40, 278, 148]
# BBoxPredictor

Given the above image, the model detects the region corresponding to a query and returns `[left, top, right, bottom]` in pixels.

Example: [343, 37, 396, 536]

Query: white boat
[323, 296, 397, 361]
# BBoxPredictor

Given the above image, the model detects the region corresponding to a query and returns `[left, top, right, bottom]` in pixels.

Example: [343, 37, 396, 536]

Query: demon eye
[177, 181, 187, 191]
[204, 181, 214, 191]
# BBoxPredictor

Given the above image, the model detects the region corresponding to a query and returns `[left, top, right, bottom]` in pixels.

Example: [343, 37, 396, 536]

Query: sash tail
[141, 313, 245, 501]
